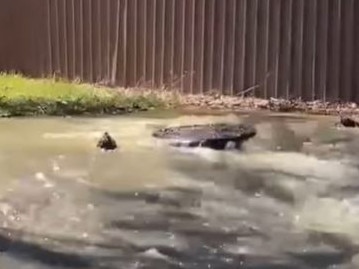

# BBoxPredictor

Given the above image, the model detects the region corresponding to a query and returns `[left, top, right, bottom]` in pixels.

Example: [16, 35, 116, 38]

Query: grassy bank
[0, 74, 174, 117]
[1, 73, 353, 118]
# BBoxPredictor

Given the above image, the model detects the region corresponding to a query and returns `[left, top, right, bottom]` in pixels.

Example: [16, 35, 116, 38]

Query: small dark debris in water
[144, 193, 161, 204]
[339, 115, 359, 128]
[152, 123, 256, 151]
[97, 132, 118, 151]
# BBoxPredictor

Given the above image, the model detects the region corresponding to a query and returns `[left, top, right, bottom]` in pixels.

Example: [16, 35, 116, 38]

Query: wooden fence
[0, 0, 358, 101]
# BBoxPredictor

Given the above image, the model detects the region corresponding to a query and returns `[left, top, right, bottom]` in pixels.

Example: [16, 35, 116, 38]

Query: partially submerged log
[152, 123, 257, 150]
[97, 132, 118, 151]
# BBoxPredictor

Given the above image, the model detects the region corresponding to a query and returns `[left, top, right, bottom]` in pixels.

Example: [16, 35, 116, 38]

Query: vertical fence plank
[315, 0, 328, 101]
[202, 0, 215, 93]
[70, 0, 76, 79]
[126, 0, 137, 86]
[278, 0, 292, 99]
[339, 0, 354, 101]
[63, 0, 69, 78]
[267, 0, 281, 98]
[255, 0, 270, 98]
[106, 0, 111, 81]
[353, 1, 359, 103]
[88, 0, 94, 82]
[0, 2, 9, 71]
[180, 0, 186, 93]
[110, 0, 120, 84]
[151, 0, 157, 88]
[233, 0, 246, 95]
[73, 0, 80, 78]
[106, 0, 112, 82]
[82, 0, 90, 81]
[46, 0, 53, 75]
[302, 0, 317, 100]
[327, 0, 341, 101]
[173, 0, 185, 91]
[169, 0, 175, 90]
[163, 0, 175, 89]
[93, 0, 101, 81]
[218, 0, 227, 93]
[183, 0, 195, 94]
[291, 0, 304, 99]
[30, 0, 45, 76]
[133, 0, 138, 86]
[37, 0, 47, 77]
[212, 0, 226, 93]
[144, 0, 154, 87]
[193, 0, 205, 94]
[82, 0, 89, 80]
[79, 0, 84, 80]
[311, 0, 318, 100]
[243, 0, 258, 95]
[57, 0, 65, 76]
[116, 0, 127, 86]
[136, 0, 146, 85]
[154, 0, 165, 87]
[54, 0, 61, 74]
[99, 0, 107, 81]
[222, 0, 236, 96]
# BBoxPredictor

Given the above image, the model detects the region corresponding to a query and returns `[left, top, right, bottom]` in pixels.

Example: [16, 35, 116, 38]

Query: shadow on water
[0, 229, 92, 268]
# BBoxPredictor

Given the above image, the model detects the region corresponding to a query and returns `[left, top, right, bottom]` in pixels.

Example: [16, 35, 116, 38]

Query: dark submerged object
[339, 115, 359, 128]
[152, 123, 257, 150]
[97, 132, 118, 151]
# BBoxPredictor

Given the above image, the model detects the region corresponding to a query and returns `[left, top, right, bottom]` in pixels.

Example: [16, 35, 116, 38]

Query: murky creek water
[0, 112, 359, 268]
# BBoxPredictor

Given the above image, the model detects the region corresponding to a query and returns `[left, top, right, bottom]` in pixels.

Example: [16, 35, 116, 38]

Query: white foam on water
[297, 196, 359, 244]
[140, 248, 170, 260]
[167, 138, 359, 247]
[193, 149, 359, 185]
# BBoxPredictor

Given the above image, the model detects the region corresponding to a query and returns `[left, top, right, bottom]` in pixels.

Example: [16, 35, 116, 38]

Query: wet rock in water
[97, 132, 118, 151]
[340, 115, 359, 128]
[152, 123, 257, 151]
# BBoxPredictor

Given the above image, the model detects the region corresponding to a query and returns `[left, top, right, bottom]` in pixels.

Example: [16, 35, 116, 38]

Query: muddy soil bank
[177, 94, 359, 116]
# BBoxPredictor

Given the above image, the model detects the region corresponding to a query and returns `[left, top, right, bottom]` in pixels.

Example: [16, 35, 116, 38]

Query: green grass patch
[0, 73, 171, 117]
